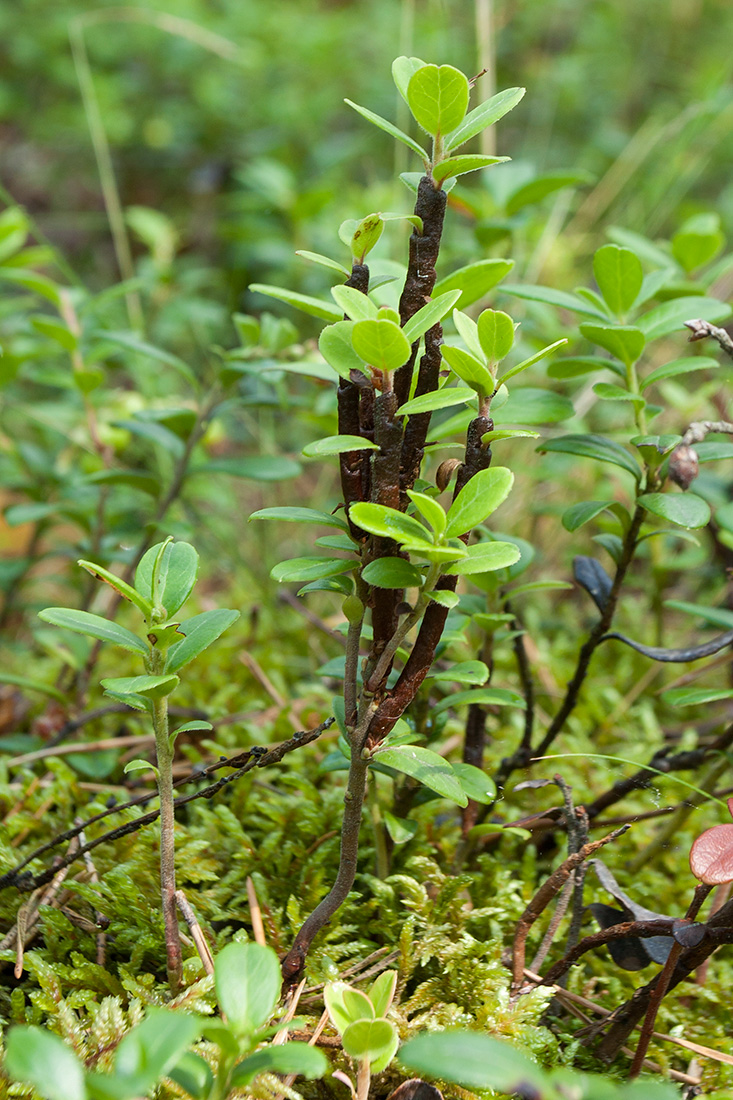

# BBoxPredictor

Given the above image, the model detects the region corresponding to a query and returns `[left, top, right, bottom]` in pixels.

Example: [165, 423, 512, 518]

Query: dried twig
[511, 825, 629, 989]
[175, 890, 214, 975]
[246, 876, 266, 946]
[0, 719, 333, 894]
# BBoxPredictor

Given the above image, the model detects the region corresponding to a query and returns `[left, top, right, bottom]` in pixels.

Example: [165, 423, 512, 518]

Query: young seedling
[5, 941, 327, 1100]
[324, 970, 399, 1100]
[39, 537, 240, 992]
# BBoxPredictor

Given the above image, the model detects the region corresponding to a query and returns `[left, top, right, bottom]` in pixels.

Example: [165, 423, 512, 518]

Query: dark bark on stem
[497, 502, 646, 786]
[628, 883, 712, 1077]
[281, 750, 370, 985]
[395, 179, 447, 407]
[511, 825, 629, 989]
[594, 893, 733, 1061]
[367, 417, 493, 746]
[400, 326, 443, 505]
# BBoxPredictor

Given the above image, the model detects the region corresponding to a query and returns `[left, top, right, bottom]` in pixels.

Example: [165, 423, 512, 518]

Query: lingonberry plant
[251, 60, 571, 981]
[39, 537, 239, 991]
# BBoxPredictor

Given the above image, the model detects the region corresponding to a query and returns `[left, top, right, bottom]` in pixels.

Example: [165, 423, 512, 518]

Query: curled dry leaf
[689, 797, 733, 884]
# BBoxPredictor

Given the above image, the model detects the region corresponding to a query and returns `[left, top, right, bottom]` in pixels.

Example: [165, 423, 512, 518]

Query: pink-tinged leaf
[690, 810, 733, 884]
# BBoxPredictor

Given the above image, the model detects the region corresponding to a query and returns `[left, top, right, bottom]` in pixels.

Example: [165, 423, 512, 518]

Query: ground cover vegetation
[2, 2, 733, 1097]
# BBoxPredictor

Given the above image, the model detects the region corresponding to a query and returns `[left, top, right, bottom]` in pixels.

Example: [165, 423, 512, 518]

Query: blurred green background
[3, 0, 733, 304]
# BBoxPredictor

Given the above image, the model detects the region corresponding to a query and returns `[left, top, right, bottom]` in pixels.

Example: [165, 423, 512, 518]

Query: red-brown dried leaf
[689, 798, 733, 884]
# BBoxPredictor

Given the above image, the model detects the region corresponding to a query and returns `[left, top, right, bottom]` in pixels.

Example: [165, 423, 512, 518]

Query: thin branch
[0, 720, 333, 894]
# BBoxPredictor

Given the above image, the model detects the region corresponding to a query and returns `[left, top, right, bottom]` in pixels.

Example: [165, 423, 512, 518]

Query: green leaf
[579, 323, 645, 365]
[452, 762, 497, 804]
[111, 1009, 203, 1094]
[501, 283, 608, 320]
[331, 284, 378, 321]
[664, 599, 733, 630]
[249, 283, 341, 323]
[350, 503, 428, 544]
[445, 87, 525, 151]
[407, 64, 469, 138]
[426, 589, 461, 607]
[372, 745, 467, 806]
[443, 540, 520, 575]
[324, 982, 354, 1035]
[399, 1030, 546, 1094]
[368, 971, 398, 1017]
[93, 331, 195, 386]
[172, 720, 213, 736]
[481, 429, 540, 444]
[342, 1018, 398, 1062]
[349, 213, 384, 263]
[639, 492, 711, 529]
[663, 687, 733, 707]
[101, 675, 179, 700]
[352, 318, 411, 372]
[303, 435, 379, 458]
[124, 759, 157, 776]
[435, 259, 514, 309]
[0, 672, 66, 702]
[477, 309, 514, 363]
[562, 500, 616, 532]
[361, 557, 424, 588]
[6, 1026, 86, 1100]
[344, 98, 428, 161]
[271, 557, 354, 584]
[165, 609, 239, 673]
[77, 560, 152, 616]
[407, 489, 446, 538]
[195, 456, 301, 481]
[249, 506, 346, 528]
[402, 290, 462, 344]
[641, 355, 718, 390]
[383, 811, 418, 844]
[451, 308, 483, 358]
[113, 418, 185, 457]
[441, 345, 493, 393]
[342, 988, 375, 1023]
[31, 315, 78, 352]
[433, 154, 509, 184]
[168, 1052, 214, 1100]
[319, 322, 369, 380]
[433, 687, 525, 713]
[38, 608, 148, 655]
[0, 267, 61, 305]
[445, 467, 514, 538]
[547, 355, 624, 379]
[494, 387, 574, 425]
[495, 338, 567, 386]
[672, 214, 724, 272]
[295, 249, 350, 276]
[215, 942, 281, 1036]
[429, 660, 489, 685]
[538, 434, 642, 480]
[397, 386, 476, 416]
[505, 170, 591, 216]
[636, 296, 731, 341]
[593, 382, 645, 406]
[392, 56, 428, 104]
[229, 1044, 328, 1088]
[135, 541, 198, 616]
[592, 244, 643, 316]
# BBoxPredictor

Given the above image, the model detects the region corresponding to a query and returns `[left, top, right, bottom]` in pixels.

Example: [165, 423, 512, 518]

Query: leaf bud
[436, 458, 461, 491]
[668, 444, 699, 490]
[342, 595, 364, 623]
